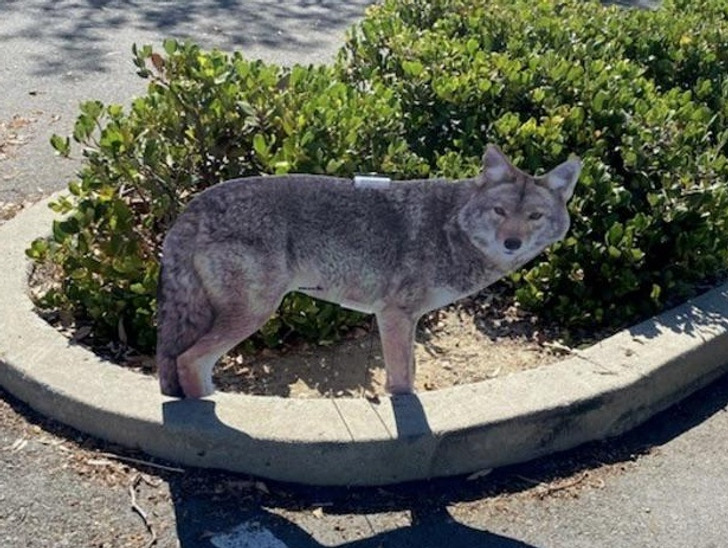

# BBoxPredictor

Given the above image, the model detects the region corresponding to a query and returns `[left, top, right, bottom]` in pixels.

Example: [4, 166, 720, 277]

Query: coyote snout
[156, 145, 581, 398]
[504, 237, 522, 251]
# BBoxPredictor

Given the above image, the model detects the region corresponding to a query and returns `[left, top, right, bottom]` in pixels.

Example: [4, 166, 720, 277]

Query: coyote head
[458, 145, 581, 269]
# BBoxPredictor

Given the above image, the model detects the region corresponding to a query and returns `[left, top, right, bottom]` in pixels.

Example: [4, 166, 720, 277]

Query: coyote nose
[504, 238, 522, 251]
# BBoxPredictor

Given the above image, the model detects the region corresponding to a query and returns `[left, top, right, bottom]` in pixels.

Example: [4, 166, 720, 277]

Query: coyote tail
[155, 218, 214, 397]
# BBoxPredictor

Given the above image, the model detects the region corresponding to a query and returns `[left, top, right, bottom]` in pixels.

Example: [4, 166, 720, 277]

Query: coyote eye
[493, 206, 506, 216]
[529, 212, 543, 220]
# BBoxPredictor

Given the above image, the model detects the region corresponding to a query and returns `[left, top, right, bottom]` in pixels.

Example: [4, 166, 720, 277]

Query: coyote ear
[478, 144, 514, 186]
[543, 157, 581, 201]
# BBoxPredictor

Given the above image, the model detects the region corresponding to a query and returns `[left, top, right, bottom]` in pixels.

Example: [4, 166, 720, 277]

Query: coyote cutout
[156, 145, 581, 398]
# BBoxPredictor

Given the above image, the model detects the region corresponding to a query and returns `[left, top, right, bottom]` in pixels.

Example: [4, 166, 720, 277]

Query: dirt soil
[213, 292, 568, 398]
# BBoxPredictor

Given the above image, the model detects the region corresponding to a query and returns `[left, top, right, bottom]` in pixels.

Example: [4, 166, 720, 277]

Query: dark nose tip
[504, 238, 522, 251]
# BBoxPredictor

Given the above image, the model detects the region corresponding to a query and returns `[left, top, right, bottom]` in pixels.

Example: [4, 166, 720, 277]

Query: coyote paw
[159, 369, 184, 398]
[177, 364, 215, 399]
[385, 381, 415, 396]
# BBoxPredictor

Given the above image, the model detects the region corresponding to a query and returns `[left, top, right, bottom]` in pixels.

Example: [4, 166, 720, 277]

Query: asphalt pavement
[3, 371, 728, 547]
[0, 0, 372, 202]
[2, 1, 728, 547]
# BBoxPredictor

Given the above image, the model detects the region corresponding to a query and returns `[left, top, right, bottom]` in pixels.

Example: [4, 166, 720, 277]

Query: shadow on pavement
[171, 502, 538, 548]
[0, 0, 373, 76]
[3, 370, 728, 546]
[161, 372, 728, 546]
[0, 0, 661, 78]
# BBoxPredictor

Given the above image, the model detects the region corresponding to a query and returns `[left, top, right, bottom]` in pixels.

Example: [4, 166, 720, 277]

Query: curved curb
[2, 195, 728, 486]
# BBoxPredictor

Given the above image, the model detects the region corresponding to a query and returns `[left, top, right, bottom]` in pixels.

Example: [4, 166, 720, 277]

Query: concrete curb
[2, 195, 728, 486]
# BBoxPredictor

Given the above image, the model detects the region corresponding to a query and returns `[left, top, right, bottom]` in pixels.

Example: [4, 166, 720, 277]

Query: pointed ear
[543, 157, 581, 201]
[478, 144, 514, 186]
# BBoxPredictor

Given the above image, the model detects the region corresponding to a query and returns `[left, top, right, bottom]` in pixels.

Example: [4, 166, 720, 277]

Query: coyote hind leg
[156, 264, 215, 398]
[173, 246, 290, 398]
[156, 242, 288, 398]
[175, 309, 275, 398]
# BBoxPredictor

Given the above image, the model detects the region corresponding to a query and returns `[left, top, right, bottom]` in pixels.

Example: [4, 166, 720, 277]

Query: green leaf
[73, 115, 96, 143]
[50, 134, 71, 157]
[25, 238, 49, 260]
[107, 104, 124, 118]
[630, 248, 645, 261]
[129, 283, 146, 294]
[58, 217, 80, 235]
[253, 133, 270, 161]
[80, 100, 104, 120]
[607, 223, 624, 245]
[401, 60, 424, 77]
[163, 39, 178, 55]
[592, 90, 609, 112]
[51, 220, 69, 242]
[650, 284, 662, 301]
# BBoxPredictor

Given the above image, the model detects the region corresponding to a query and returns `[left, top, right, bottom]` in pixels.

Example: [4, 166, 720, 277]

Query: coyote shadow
[162, 393, 522, 547]
[4, 365, 728, 547]
[164, 371, 728, 546]
[172, 503, 538, 548]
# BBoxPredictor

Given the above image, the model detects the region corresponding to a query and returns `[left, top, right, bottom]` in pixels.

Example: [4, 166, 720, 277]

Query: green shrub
[28, 41, 426, 352]
[29, 0, 728, 354]
[338, 0, 728, 327]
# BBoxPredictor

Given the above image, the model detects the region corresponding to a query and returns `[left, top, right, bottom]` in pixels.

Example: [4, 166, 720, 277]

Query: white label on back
[354, 175, 391, 189]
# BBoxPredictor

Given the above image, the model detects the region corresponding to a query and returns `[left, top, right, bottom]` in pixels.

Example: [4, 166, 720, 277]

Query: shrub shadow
[626, 285, 728, 340]
[215, 328, 384, 397]
[0, 0, 660, 79]
[0, 0, 374, 76]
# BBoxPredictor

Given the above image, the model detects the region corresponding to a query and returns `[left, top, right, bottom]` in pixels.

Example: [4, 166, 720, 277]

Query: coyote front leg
[377, 307, 418, 395]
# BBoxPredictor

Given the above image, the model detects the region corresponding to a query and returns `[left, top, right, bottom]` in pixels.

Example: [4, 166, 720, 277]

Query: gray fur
[156, 145, 581, 398]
